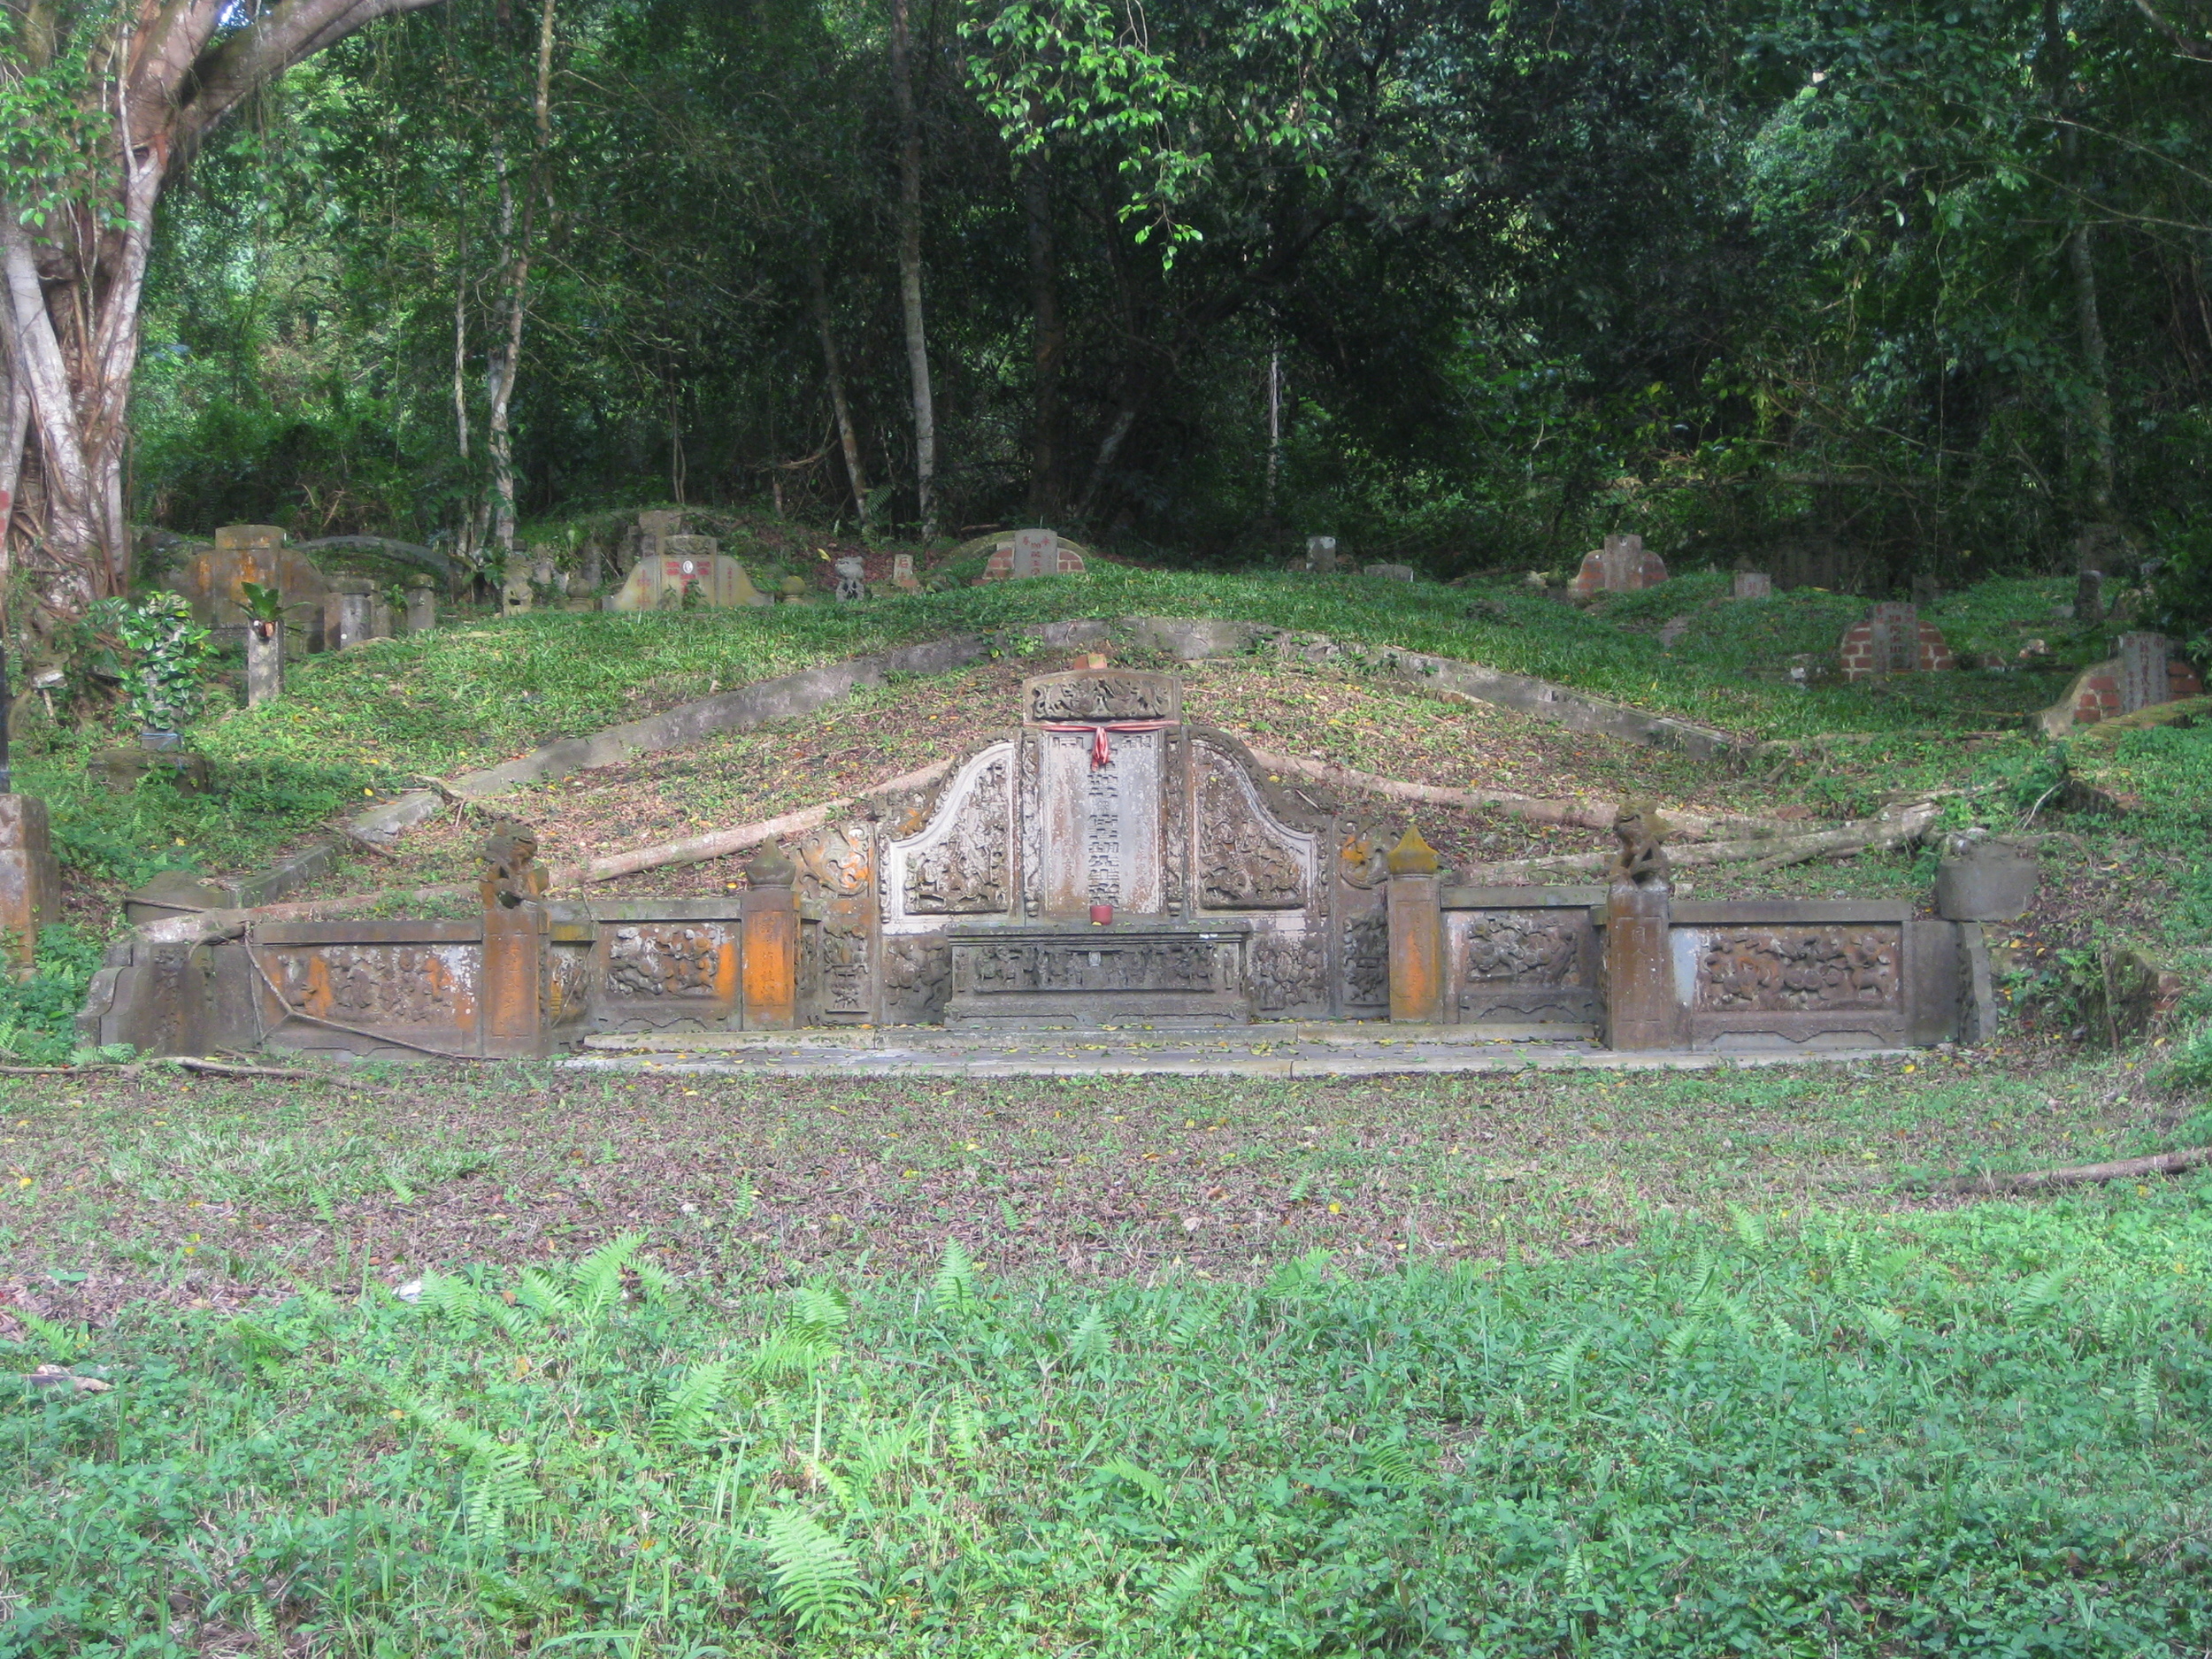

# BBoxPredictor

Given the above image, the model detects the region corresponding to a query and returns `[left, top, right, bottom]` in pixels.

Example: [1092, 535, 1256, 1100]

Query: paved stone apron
[567, 1025, 1909, 1078]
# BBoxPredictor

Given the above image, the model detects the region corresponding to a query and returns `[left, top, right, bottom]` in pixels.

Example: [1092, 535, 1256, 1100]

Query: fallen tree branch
[1247, 749, 1795, 841]
[170, 1056, 388, 1091]
[553, 755, 960, 888]
[1448, 801, 1940, 884]
[1939, 1146, 2212, 1194]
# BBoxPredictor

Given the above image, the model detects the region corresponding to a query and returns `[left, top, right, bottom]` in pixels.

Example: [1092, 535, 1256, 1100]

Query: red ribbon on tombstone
[1041, 719, 1177, 769]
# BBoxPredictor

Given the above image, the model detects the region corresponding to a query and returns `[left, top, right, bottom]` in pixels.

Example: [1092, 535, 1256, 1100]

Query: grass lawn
[3, 1056, 2209, 1654]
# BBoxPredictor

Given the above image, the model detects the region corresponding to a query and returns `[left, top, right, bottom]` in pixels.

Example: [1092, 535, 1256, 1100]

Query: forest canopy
[9, 0, 2212, 628]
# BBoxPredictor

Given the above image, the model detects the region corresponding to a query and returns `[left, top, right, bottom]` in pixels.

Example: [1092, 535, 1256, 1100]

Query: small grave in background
[1570, 534, 1668, 596]
[1839, 602, 1954, 680]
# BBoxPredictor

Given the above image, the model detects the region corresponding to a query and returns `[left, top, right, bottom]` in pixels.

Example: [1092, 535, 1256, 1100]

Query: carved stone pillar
[1386, 826, 1444, 1024]
[741, 842, 799, 1030]
[405, 582, 437, 634]
[1604, 879, 1681, 1049]
[479, 821, 551, 1057]
[0, 795, 58, 979]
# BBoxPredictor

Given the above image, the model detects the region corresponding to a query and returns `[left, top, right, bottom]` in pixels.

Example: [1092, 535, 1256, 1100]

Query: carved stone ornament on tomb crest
[882, 743, 1014, 918]
[1022, 669, 1182, 725]
[1337, 826, 1390, 891]
[796, 822, 873, 898]
[1191, 738, 1313, 910]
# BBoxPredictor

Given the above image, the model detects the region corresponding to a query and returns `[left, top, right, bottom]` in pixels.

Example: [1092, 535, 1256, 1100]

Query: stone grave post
[1306, 535, 1340, 572]
[1732, 570, 1773, 600]
[369, 595, 396, 641]
[245, 618, 283, 707]
[0, 795, 59, 979]
[739, 841, 799, 1029]
[478, 821, 551, 1057]
[1385, 826, 1444, 1024]
[1603, 808, 1684, 1050]
[637, 510, 683, 564]
[833, 556, 867, 602]
[2116, 633, 2170, 714]
[404, 580, 436, 635]
[326, 578, 374, 649]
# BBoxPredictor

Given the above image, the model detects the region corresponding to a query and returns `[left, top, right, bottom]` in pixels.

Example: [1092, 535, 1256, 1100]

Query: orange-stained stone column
[0, 795, 59, 980]
[479, 820, 551, 1057]
[1386, 826, 1444, 1025]
[1603, 808, 1685, 1051]
[740, 841, 799, 1030]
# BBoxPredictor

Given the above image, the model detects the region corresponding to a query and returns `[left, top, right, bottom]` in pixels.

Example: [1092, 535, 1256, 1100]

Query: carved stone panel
[1249, 926, 1325, 1016]
[882, 744, 1014, 920]
[944, 922, 1251, 1025]
[1036, 729, 1165, 916]
[1694, 926, 1901, 1012]
[883, 932, 953, 1024]
[1448, 907, 1599, 1025]
[1023, 670, 1182, 724]
[796, 822, 878, 1020]
[1192, 741, 1312, 910]
[273, 943, 479, 1034]
[605, 923, 739, 1001]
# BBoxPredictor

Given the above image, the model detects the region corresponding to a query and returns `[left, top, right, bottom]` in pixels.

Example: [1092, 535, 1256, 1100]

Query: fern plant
[760, 1505, 867, 1632]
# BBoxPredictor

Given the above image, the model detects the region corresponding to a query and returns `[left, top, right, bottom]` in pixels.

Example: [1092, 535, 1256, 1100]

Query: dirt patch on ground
[0, 1050, 2162, 1330]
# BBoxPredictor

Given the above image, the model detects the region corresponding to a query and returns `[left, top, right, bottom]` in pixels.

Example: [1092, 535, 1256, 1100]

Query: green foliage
[81, 593, 216, 732]
[4, 1187, 2209, 1653]
[0, 927, 107, 1065]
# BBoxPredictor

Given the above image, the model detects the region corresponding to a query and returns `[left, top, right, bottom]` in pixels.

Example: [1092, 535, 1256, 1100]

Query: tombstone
[1909, 572, 1940, 611]
[327, 577, 376, 647]
[529, 549, 561, 594]
[636, 510, 684, 563]
[1570, 534, 1668, 596]
[245, 619, 282, 707]
[171, 525, 329, 648]
[1839, 602, 1952, 680]
[605, 540, 769, 611]
[1363, 563, 1416, 582]
[833, 556, 867, 603]
[980, 530, 1087, 582]
[580, 541, 603, 593]
[2075, 568, 2106, 625]
[891, 553, 921, 594]
[1732, 570, 1773, 600]
[500, 570, 534, 616]
[2116, 633, 2171, 715]
[1291, 535, 1340, 574]
[369, 596, 396, 641]
[404, 581, 437, 635]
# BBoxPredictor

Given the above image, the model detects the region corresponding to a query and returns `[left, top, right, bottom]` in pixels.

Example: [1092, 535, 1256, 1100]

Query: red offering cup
[1090, 903, 1113, 926]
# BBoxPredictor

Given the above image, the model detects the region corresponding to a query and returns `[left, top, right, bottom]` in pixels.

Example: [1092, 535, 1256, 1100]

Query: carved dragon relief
[1191, 739, 1313, 910]
[883, 743, 1015, 918]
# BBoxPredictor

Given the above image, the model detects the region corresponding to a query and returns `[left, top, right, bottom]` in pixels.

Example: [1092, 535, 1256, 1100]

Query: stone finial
[1385, 826, 1440, 876]
[744, 839, 796, 889]
[1609, 805, 1671, 888]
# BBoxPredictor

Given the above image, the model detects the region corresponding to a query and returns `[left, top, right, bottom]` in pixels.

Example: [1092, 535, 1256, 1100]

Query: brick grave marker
[1570, 534, 1669, 596]
[1839, 602, 1953, 680]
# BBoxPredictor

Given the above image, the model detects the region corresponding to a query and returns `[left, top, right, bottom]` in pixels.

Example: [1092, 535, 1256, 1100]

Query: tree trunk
[889, 0, 938, 539]
[1022, 154, 1064, 522]
[1264, 348, 1283, 517]
[806, 254, 871, 526]
[2068, 220, 2117, 520]
[452, 209, 472, 463]
[482, 0, 557, 567]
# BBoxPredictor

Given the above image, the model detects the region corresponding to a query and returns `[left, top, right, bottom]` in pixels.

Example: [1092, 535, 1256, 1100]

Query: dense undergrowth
[4, 1192, 2208, 1656]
